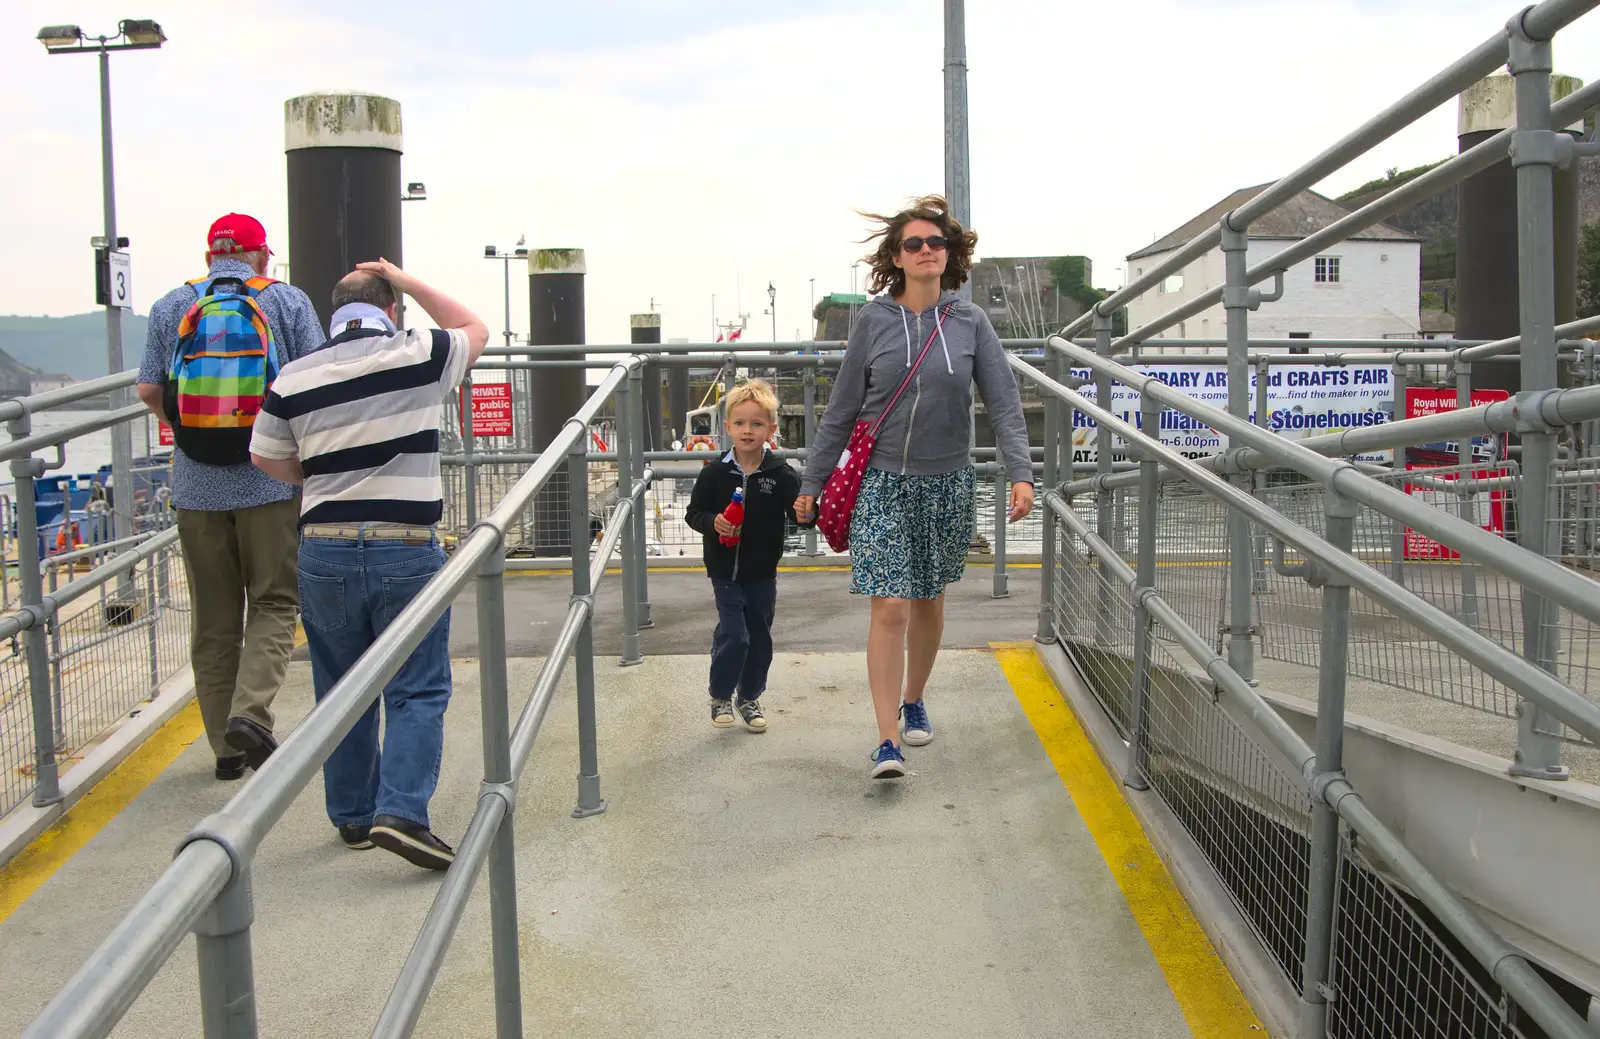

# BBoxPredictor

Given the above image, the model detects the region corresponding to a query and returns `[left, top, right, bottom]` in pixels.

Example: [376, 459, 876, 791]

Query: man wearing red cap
[137, 214, 324, 781]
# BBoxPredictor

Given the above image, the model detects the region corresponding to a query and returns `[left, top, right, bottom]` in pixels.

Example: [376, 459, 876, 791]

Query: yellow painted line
[991, 641, 1264, 1037]
[0, 700, 206, 923]
[0, 624, 308, 923]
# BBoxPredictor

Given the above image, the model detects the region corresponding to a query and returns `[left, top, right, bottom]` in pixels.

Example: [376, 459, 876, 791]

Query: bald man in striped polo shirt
[250, 259, 488, 870]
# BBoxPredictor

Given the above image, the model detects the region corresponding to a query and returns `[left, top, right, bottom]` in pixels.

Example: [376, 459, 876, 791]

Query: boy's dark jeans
[709, 578, 777, 702]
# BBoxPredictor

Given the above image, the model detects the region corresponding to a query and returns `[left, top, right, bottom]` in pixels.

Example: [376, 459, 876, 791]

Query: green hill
[0, 312, 151, 380]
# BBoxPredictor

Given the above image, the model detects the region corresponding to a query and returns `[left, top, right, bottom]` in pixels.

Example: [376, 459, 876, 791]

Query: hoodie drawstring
[901, 303, 955, 374]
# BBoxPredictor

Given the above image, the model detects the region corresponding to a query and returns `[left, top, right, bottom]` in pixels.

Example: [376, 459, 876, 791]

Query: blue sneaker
[869, 739, 906, 779]
[900, 700, 933, 747]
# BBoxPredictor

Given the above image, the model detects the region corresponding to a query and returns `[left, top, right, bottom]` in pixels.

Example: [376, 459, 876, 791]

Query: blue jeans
[708, 578, 777, 702]
[298, 536, 451, 830]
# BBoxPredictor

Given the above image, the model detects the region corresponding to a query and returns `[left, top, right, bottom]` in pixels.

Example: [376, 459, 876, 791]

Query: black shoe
[224, 716, 278, 771]
[370, 815, 455, 871]
[214, 755, 247, 781]
[339, 824, 374, 850]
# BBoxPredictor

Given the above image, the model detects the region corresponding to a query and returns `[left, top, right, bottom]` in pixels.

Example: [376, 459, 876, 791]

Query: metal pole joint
[569, 592, 595, 613]
[1506, 12, 1554, 69]
[1309, 768, 1348, 809]
[177, 812, 259, 886]
[476, 539, 507, 576]
[479, 780, 518, 816]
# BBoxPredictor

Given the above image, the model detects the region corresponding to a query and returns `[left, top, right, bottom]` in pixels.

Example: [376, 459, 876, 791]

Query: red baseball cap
[206, 214, 273, 255]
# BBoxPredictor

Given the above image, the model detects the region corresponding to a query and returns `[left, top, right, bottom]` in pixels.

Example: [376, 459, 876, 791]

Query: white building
[1124, 184, 1421, 352]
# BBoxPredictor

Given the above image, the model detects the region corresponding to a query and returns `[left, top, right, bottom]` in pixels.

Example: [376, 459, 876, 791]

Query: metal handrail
[1036, 344, 1600, 632]
[24, 358, 647, 1039]
[1046, 495, 1591, 1039]
[0, 528, 179, 641]
[0, 368, 139, 421]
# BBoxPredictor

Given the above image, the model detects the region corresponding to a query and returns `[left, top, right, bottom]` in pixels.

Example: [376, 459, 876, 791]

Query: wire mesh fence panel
[0, 642, 36, 815]
[1151, 487, 1232, 653]
[1329, 837, 1532, 1039]
[1547, 455, 1600, 713]
[1251, 466, 1587, 746]
[1052, 521, 1136, 736]
[50, 545, 191, 776]
[1140, 623, 1313, 990]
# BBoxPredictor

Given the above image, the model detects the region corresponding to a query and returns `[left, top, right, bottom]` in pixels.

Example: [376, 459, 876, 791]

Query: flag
[716, 333, 724, 343]
[728, 328, 743, 342]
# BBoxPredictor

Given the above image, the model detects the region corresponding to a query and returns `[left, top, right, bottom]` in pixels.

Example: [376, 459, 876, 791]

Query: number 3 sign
[108, 251, 132, 309]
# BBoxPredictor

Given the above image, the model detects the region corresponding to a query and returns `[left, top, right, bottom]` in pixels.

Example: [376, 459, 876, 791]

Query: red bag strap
[868, 304, 952, 438]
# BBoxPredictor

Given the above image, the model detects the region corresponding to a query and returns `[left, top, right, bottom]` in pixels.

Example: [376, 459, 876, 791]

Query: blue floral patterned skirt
[849, 466, 976, 599]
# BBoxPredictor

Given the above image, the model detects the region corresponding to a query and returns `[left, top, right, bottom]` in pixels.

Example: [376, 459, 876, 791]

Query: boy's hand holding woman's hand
[794, 495, 817, 525]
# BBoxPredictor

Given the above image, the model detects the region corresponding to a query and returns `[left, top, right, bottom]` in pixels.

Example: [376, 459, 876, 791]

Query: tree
[1579, 222, 1600, 319]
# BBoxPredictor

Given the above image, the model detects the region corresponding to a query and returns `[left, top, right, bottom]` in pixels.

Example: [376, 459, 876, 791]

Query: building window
[1289, 331, 1310, 355]
[1314, 256, 1341, 284]
[1158, 273, 1184, 295]
[989, 286, 1005, 305]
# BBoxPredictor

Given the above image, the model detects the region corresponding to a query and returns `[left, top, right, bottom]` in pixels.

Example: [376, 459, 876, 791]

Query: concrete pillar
[1456, 72, 1583, 394]
[529, 249, 586, 556]
[284, 93, 403, 330]
[631, 314, 663, 451]
[667, 339, 690, 445]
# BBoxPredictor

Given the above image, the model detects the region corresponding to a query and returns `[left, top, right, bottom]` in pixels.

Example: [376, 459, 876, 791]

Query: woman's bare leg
[903, 594, 945, 704]
[867, 596, 911, 743]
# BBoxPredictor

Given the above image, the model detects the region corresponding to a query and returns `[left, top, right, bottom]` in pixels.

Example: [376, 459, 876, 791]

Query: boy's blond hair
[722, 379, 779, 423]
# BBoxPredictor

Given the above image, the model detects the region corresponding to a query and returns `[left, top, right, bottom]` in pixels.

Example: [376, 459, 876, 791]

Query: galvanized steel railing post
[629, 365, 653, 629]
[462, 372, 478, 528]
[10, 426, 61, 806]
[1390, 361, 1409, 583]
[1508, 14, 1567, 780]
[992, 467, 1009, 598]
[1036, 349, 1062, 642]
[475, 539, 524, 1038]
[1297, 487, 1358, 1038]
[801, 363, 823, 557]
[1252, 355, 1272, 594]
[1125, 394, 1162, 790]
[1221, 220, 1257, 682]
[1093, 309, 1116, 647]
[186, 821, 258, 1039]
[1455, 360, 1482, 628]
[569, 441, 607, 818]
[613, 376, 643, 667]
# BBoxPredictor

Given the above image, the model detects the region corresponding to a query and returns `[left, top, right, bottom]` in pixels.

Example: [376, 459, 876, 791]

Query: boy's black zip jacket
[685, 450, 805, 583]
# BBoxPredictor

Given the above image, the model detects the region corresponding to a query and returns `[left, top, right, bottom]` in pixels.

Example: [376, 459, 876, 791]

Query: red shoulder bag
[816, 305, 951, 552]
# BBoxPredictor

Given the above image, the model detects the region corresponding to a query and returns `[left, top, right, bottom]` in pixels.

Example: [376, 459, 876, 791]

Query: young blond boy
[684, 380, 806, 730]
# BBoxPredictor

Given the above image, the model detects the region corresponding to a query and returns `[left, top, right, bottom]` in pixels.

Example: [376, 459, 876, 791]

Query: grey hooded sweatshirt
[799, 292, 1032, 497]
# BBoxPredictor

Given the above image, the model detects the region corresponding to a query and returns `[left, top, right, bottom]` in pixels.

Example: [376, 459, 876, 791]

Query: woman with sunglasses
[795, 195, 1034, 779]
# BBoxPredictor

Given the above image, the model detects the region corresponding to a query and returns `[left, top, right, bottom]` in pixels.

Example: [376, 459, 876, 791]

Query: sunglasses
[900, 235, 949, 253]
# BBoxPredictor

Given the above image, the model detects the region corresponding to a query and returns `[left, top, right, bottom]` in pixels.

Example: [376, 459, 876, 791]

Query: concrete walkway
[0, 572, 1237, 1037]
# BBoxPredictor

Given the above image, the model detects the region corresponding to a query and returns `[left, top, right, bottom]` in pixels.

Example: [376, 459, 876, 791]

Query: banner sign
[1067, 364, 1395, 463]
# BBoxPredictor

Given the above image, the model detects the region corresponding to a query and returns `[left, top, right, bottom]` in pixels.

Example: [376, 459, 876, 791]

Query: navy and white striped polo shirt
[249, 327, 469, 526]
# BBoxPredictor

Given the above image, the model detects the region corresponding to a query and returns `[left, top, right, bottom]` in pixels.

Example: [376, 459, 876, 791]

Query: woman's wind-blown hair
[858, 194, 978, 299]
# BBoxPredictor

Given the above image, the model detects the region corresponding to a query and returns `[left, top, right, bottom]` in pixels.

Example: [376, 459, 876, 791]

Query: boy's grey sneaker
[735, 697, 767, 732]
[900, 700, 933, 746]
[711, 698, 736, 728]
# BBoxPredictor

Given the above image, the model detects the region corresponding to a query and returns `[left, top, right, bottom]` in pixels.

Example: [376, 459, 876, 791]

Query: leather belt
[301, 524, 436, 543]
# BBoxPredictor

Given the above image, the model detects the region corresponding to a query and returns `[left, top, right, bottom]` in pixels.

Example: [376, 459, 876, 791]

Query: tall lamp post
[484, 237, 528, 348]
[37, 19, 165, 545]
[395, 181, 426, 328]
[766, 282, 777, 343]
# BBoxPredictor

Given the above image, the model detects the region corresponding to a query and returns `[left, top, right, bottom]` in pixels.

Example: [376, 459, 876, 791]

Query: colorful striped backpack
[163, 276, 281, 466]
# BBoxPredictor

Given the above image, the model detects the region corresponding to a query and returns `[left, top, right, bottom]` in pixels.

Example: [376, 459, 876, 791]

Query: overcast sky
[3, 0, 1597, 349]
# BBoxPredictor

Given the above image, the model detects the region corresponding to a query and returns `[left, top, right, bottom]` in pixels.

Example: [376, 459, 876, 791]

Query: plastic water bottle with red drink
[720, 487, 744, 546]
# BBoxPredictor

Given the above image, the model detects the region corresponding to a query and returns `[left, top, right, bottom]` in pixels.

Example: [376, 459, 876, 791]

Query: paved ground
[316, 565, 1045, 660]
[0, 636, 1204, 1038]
